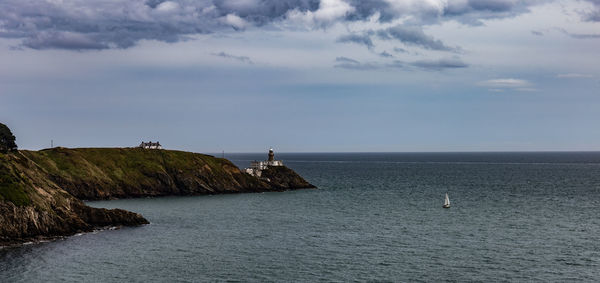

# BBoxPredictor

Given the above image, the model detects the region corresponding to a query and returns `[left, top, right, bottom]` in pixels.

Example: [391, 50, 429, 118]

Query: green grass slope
[20, 148, 268, 199]
[20, 147, 314, 200]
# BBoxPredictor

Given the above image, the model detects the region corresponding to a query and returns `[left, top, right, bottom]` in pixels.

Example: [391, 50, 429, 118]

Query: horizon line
[17, 147, 600, 154]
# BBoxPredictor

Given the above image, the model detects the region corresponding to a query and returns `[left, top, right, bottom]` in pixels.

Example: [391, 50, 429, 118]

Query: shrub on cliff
[0, 123, 17, 153]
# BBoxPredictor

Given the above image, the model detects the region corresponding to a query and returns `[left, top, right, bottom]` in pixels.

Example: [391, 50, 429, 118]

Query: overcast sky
[1, 0, 599, 152]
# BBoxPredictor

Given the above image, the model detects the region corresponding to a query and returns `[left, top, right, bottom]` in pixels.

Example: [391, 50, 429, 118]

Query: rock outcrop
[0, 148, 314, 245]
[260, 166, 315, 190]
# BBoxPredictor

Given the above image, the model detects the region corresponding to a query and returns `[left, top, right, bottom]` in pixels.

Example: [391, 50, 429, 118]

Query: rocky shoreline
[0, 148, 315, 246]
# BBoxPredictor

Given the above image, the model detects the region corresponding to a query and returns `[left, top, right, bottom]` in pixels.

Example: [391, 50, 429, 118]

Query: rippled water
[1, 152, 600, 282]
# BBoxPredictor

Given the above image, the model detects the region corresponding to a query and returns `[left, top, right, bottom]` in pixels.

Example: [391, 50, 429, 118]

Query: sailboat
[443, 193, 450, 208]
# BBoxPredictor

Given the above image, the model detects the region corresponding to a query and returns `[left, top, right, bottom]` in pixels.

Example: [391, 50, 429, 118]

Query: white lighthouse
[244, 148, 283, 177]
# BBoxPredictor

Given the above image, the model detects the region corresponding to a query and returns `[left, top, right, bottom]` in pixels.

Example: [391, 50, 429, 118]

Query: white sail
[444, 193, 450, 206]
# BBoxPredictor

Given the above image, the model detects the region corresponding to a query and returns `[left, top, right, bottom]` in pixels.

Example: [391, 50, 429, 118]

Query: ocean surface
[1, 152, 600, 282]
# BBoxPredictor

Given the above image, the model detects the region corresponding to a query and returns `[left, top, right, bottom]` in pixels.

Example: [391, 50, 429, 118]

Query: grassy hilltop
[0, 147, 314, 245]
[21, 147, 269, 199]
[20, 147, 313, 200]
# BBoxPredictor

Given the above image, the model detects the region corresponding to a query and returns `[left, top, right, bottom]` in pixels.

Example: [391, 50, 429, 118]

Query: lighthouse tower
[268, 148, 275, 161]
[244, 148, 283, 177]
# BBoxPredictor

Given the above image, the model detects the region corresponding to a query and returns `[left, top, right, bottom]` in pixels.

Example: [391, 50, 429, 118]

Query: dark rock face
[0, 201, 148, 246]
[260, 166, 316, 190]
[74, 202, 149, 228]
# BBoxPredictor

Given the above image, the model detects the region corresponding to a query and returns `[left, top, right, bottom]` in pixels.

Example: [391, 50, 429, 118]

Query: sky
[1, 0, 599, 152]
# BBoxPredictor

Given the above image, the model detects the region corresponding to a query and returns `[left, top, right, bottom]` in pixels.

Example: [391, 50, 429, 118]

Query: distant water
[2, 152, 600, 282]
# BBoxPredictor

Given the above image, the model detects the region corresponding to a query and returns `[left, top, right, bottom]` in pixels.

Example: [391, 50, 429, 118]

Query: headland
[0, 147, 315, 245]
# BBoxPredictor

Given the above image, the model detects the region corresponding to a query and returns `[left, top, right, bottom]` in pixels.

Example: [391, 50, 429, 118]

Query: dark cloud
[558, 28, 600, 39]
[393, 47, 408, 53]
[531, 30, 544, 36]
[345, 0, 395, 22]
[334, 56, 379, 70]
[214, 0, 320, 25]
[587, 11, 600, 21]
[467, 0, 514, 12]
[212, 51, 253, 64]
[377, 25, 456, 51]
[337, 24, 458, 53]
[334, 56, 466, 71]
[334, 63, 377, 70]
[336, 33, 374, 48]
[0, 0, 552, 50]
[443, 0, 540, 25]
[409, 58, 468, 70]
[0, 0, 212, 50]
[582, 0, 600, 21]
[566, 32, 600, 39]
[22, 31, 109, 50]
[335, 56, 360, 64]
[379, 51, 393, 58]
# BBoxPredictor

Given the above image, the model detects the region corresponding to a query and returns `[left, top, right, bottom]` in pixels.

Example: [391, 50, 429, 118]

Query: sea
[1, 152, 599, 282]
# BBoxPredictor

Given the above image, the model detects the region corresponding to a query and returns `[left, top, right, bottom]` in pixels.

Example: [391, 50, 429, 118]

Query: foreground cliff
[0, 148, 314, 245]
[0, 151, 148, 245]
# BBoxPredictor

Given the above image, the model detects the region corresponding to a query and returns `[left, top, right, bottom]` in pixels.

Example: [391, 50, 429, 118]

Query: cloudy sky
[1, 0, 599, 152]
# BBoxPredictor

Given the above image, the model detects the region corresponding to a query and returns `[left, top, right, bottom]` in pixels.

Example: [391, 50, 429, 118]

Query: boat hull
[442, 204, 450, 208]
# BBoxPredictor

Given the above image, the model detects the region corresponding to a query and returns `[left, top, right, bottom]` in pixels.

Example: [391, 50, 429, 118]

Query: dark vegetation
[0, 123, 17, 153]
[0, 156, 30, 206]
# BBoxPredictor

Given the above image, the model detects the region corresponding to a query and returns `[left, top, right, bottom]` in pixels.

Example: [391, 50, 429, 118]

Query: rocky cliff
[0, 148, 314, 245]
[0, 151, 148, 246]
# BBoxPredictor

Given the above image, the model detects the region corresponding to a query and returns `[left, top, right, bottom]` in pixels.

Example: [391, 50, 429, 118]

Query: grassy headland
[0, 147, 314, 245]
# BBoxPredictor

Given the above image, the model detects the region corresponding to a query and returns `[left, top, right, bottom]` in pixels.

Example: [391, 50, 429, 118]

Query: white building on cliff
[139, 141, 162, 149]
[245, 148, 283, 177]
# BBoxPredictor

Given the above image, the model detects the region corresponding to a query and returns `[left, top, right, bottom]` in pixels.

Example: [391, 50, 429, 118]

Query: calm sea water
[1, 152, 600, 282]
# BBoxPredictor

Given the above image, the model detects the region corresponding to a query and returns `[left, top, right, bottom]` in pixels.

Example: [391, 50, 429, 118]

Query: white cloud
[221, 13, 249, 30]
[285, 0, 355, 27]
[384, 0, 447, 16]
[315, 0, 355, 22]
[478, 78, 531, 88]
[155, 1, 180, 13]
